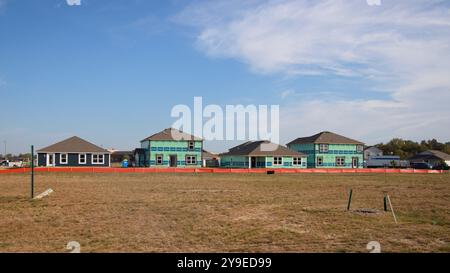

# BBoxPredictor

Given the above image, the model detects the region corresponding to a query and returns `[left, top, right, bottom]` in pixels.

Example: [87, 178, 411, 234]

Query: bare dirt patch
[0, 172, 449, 252]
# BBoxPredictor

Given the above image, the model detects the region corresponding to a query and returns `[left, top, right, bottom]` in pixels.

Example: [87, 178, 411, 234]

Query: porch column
[248, 157, 251, 169]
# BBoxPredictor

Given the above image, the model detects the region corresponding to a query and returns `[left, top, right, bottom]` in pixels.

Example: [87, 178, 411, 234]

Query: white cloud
[176, 0, 450, 143]
[280, 89, 295, 99]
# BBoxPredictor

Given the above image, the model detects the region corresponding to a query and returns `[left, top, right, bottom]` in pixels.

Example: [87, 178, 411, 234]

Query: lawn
[0, 172, 449, 252]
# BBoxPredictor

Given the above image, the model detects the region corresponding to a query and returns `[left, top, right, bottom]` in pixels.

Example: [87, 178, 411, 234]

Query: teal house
[136, 128, 203, 168]
[220, 141, 307, 169]
[287, 131, 364, 168]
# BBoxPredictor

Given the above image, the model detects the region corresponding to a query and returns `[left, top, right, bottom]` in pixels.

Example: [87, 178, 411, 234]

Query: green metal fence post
[31, 145, 34, 199]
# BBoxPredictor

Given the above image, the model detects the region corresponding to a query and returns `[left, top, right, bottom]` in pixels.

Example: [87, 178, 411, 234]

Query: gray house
[409, 150, 450, 168]
[37, 136, 111, 167]
[364, 146, 383, 160]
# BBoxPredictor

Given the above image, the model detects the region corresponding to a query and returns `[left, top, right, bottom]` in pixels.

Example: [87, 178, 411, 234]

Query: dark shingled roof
[221, 141, 306, 157]
[287, 131, 364, 146]
[409, 150, 450, 161]
[141, 128, 202, 142]
[37, 136, 109, 153]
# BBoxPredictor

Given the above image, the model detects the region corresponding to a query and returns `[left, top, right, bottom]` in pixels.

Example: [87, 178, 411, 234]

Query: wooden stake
[387, 195, 398, 223]
[347, 189, 353, 211]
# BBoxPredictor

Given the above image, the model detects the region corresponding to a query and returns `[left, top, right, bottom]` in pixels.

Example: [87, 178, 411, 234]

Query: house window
[188, 141, 195, 151]
[316, 156, 323, 166]
[336, 157, 345, 166]
[92, 154, 104, 164]
[293, 157, 302, 165]
[273, 157, 283, 165]
[319, 144, 329, 153]
[79, 154, 87, 164]
[186, 155, 197, 165]
[60, 154, 68, 164]
[356, 145, 364, 153]
[156, 154, 163, 165]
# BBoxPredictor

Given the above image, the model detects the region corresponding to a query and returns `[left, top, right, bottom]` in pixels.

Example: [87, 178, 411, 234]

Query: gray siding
[37, 153, 110, 167]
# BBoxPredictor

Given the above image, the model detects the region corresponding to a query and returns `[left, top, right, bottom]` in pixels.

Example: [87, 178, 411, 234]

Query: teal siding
[141, 140, 202, 168]
[221, 155, 307, 168]
[288, 143, 364, 168]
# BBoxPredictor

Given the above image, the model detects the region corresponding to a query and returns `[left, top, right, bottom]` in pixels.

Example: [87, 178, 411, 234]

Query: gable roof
[37, 136, 109, 153]
[141, 128, 202, 142]
[221, 141, 306, 157]
[410, 150, 450, 161]
[202, 149, 218, 160]
[287, 131, 364, 146]
[365, 146, 383, 152]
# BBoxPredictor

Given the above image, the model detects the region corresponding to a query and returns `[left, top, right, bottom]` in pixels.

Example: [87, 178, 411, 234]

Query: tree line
[374, 138, 450, 160]
[0, 153, 32, 161]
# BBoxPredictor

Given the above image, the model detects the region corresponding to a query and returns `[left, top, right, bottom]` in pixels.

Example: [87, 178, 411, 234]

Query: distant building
[137, 128, 203, 168]
[409, 150, 450, 168]
[110, 151, 134, 164]
[220, 141, 307, 169]
[287, 131, 364, 168]
[37, 136, 111, 167]
[364, 146, 383, 160]
[365, 155, 409, 168]
[202, 149, 220, 168]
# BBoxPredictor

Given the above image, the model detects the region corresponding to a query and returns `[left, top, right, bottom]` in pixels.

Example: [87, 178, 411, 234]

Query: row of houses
[36, 129, 364, 169]
[36, 128, 449, 169]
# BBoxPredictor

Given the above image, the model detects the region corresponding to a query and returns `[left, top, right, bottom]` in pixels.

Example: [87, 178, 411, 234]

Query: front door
[251, 157, 256, 168]
[352, 157, 359, 168]
[47, 154, 55, 167]
[169, 155, 177, 167]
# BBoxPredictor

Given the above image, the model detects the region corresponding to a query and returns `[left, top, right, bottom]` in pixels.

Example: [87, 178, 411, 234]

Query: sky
[0, 0, 449, 154]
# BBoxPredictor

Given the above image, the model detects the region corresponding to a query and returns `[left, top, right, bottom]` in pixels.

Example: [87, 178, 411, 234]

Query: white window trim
[60, 153, 68, 165]
[92, 154, 105, 165]
[188, 141, 195, 151]
[319, 144, 329, 153]
[78, 153, 87, 165]
[273, 157, 283, 166]
[317, 156, 323, 166]
[356, 145, 364, 153]
[293, 157, 302, 165]
[336, 157, 345, 166]
[186, 155, 197, 165]
[156, 154, 164, 165]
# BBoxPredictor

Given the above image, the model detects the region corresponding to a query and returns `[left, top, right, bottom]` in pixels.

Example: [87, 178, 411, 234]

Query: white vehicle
[365, 156, 408, 168]
[1, 160, 23, 168]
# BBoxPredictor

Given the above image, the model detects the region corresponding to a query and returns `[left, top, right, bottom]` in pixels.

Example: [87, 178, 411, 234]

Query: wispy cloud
[176, 0, 450, 143]
[280, 89, 295, 99]
[0, 0, 7, 12]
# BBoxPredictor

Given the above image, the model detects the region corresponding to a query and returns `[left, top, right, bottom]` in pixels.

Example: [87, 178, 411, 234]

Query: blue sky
[1, 0, 449, 154]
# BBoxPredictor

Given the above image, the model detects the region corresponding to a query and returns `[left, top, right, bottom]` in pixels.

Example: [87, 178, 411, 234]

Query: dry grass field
[0, 172, 449, 253]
